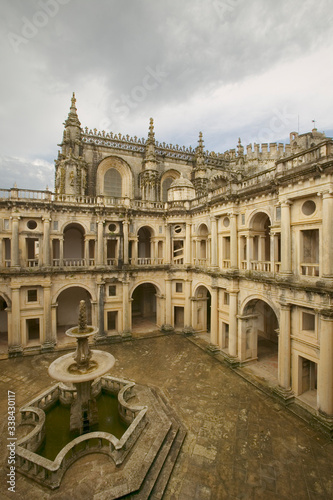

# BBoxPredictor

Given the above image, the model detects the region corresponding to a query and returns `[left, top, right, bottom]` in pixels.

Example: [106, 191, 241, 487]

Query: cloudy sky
[1, 0, 333, 190]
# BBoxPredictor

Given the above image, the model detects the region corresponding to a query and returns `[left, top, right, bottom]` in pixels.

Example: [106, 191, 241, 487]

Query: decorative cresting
[139, 118, 160, 201]
[55, 92, 88, 196]
[193, 132, 209, 197]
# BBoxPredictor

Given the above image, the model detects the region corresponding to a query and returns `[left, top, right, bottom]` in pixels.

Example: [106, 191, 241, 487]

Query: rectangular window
[159, 226, 162, 234]
[90, 222, 96, 232]
[4, 219, 9, 230]
[53, 221, 58, 231]
[301, 229, 319, 276]
[302, 311, 315, 332]
[241, 214, 245, 225]
[26, 318, 40, 342]
[109, 285, 116, 297]
[27, 289, 38, 302]
[175, 282, 183, 293]
[224, 292, 230, 305]
[107, 311, 118, 330]
[276, 206, 281, 220]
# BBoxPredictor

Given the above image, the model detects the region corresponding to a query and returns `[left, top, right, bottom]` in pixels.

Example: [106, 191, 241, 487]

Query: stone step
[123, 387, 186, 500]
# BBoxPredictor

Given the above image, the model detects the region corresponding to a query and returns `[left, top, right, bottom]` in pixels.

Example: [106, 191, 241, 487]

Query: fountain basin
[48, 350, 115, 383]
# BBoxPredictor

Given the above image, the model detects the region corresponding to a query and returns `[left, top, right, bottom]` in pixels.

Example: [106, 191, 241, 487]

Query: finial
[148, 117, 155, 142]
[196, 131, 204, 156]
[78, 300, 87, 333]
[71, 92, 76, 107]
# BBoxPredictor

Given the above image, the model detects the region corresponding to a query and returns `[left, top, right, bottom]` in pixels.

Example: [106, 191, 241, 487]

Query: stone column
[230, 213, 238, 269]
[122, 280, 131, 335]
[165, 279, 172, 326]
[185, 222, 191, 266]
[184, 280, 192, 330]
[84, 237, 89, 266]
[94, 281, 105, 341]
[122, 220, 129, 264]
[196, 239, 201, 263]
[9, 286, 22, 355]
[270, 232, 275, 273]
[42, 284, 54, 350]
[0, 238, 3, 267]
[318, 311, 333, 416]
[280, 201, 292, 275]
[210, 216, 218, 267]
[210, 287, 218, 344]
[42, 217, 51, 266]
[132, 238, 138, 264]
[97, 220, 104, 266]
[322, 191, 333, 278]
[59, 237, 64, 266]
[164, 224, 171, 264]
[246, 235, 253, 271]
[229, 291, 238, 357]
[51, 303, 58, 346]
[153, 240, 158, 263]
[278, 303, 291, 390]
[11, 216, 20, 267]
[258, 235, 265, 264]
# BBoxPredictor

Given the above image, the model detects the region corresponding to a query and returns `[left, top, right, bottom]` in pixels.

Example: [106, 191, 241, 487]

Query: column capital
[278, 301, 291, 310]
[280, 199, 293, 207]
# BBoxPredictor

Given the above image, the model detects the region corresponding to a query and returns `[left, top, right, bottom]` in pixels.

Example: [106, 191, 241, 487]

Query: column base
[121, 330, 132, 340]
[41, 341, 56, 353]
[8, 345, 23, 357]
[273, 386, 294, 403]
[182, 327, 195, 336]
[160, 324, 174, 334]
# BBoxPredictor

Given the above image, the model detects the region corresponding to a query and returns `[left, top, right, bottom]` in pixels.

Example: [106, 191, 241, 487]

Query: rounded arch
[131, 282, 159, 334]
[198, 223, 209, 236]
[193, 284, 211, 333]
[96, 156, 133, 198]
[130, 280, 161, 297]
[137, 226, 155, 261]
[210, 174, 229, 189]
[160, 169, 180, 202]
[241, 294, 279, 320]
[56, 286, 93, 341]
[249, 210, 272, 230]
[63, 223, 85, 263]
[241, 296, 279, 365]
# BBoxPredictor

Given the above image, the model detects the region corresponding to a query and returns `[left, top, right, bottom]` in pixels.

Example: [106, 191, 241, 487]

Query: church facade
[0, 94, 332, 420]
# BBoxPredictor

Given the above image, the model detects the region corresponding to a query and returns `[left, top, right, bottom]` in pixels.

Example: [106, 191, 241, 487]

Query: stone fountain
[14, 301, 186, 498]
[48, 300, 114, 434]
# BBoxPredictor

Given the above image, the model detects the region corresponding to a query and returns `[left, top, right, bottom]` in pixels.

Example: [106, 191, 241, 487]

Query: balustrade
[301, 263, 319, 276]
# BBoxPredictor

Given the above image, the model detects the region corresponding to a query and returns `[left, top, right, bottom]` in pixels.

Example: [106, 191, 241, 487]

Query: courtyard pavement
[0, 334, 332, 499]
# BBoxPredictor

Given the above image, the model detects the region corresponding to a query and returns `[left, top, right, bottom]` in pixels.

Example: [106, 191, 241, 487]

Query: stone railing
[15, 376, 148, 489]
[300, 263, 319, 277]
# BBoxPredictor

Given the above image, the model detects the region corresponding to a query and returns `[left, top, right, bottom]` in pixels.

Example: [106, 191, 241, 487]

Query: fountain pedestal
[48, 301, 115, 434]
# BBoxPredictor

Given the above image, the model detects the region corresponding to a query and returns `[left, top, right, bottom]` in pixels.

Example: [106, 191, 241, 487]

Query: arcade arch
[96, 156, 133, 198]
[63, 223, 85, 265]
[131, 283, 158, 334]
[241, 298, 279, 370]
[56, 287, 92, 341]
[193, 285, 211, 333]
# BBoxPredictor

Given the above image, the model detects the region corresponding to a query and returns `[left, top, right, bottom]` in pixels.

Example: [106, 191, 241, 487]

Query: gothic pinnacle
[64, 91, 81, 128]
[148, 117, 155, 143]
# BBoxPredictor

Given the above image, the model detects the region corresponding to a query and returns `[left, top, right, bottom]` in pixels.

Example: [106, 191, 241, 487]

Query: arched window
[104, 168, 122, 197]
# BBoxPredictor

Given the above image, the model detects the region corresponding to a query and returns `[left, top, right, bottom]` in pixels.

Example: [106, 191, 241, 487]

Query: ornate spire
[148, 117, 155, 144]
[237, 137, 244, 157]
[144, 117, 157, 163]
[64, 92, 81, 128]
[195, 131, 206, 169]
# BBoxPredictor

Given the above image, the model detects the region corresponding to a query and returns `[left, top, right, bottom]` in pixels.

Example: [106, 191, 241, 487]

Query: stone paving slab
[0, 334, 333, 499]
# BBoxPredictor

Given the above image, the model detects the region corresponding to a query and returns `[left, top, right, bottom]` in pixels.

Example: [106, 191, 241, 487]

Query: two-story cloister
[0, 94, 332, 424]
